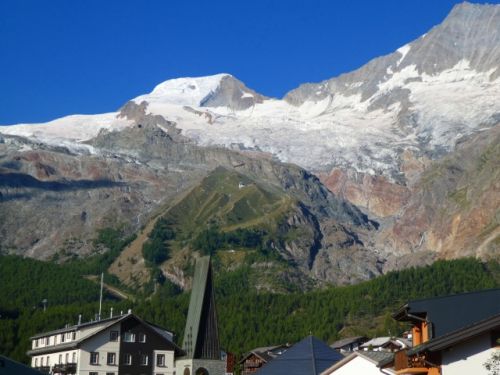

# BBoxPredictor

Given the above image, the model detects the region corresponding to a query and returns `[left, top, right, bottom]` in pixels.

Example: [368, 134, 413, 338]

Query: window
[90, 352, 99, 365]
[72, 352, 76, 363]
[123, 331, 135, 342]
[46, 356, 50, 366]
[66, 332, 72, 340]
[72, 331, 76, 340]
[110, 330, 119, 341]
[45, 337, 50, 345]
[140, 354, 148, 366]
[34, 358, 38, 367]
[156, 354, 165, 367]
[107, 352, 116, 365]
[61, 333, 65, 343]
[106, 373, 115, 375]
[35, 339, 39, 348]
[59, 354, 62, 364]
[41, 357, 44, 366]
[90, 372, 98, 375]
[138, 333, 146, 343]
[65, 353, 69, 363]
[123, 353, 132, 365]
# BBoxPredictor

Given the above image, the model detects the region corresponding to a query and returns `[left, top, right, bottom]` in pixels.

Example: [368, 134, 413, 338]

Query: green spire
[182, 256, 220, 359]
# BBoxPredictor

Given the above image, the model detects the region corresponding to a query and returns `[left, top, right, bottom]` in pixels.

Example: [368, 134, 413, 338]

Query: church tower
[176, 256, 226, 375]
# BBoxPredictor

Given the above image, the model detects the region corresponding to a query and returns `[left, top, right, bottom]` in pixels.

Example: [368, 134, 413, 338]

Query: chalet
[398, 312, 500, 374]
[391, 288, 500, 374]
[28, 312, 183, 375]
[239, 344, 290, 375]
[255, 336, 343, 375]
[359, 337, 411, 352]
[330, 336, 368, 354]
[320, 350, 395, 375]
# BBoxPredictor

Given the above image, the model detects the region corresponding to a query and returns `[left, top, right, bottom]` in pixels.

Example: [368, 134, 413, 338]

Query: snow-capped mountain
[3, 3, 499, 183]
[0, 2, 498, 277]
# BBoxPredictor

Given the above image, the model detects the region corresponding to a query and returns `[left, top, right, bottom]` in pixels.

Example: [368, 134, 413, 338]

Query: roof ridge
[310, 336, 317, 375]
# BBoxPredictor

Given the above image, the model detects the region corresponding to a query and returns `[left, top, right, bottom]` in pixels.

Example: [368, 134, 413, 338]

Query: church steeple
[182, 256, 220, 359]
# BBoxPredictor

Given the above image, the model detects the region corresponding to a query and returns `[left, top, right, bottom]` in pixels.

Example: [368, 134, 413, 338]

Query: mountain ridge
[0, 1, 498, 289]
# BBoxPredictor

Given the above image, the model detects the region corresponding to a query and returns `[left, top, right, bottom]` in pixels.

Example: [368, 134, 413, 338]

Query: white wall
[31, 350, 77, 368]
[324, 356, 384, 375]
[78, 323, 120, 375]
[441, 333, 495, 375]
[153, 350, 175, 375]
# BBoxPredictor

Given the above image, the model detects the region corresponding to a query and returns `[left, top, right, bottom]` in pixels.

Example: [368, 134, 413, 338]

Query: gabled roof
[0, 355, 43, 375]
[360, 337, 410, 349]
[393, 288, 500, 338]
[29, 313, 126, 340]
[256, 336, 343, 375]
[409, 312, 500, 355]
[27, 313, 183, 356]
[358, 351, 395, 366]
[238, 344, 289, 364]
[330, 336, 367, 349]
[320, 351, 395, 375]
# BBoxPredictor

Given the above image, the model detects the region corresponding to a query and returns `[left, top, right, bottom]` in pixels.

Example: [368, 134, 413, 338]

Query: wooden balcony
[394, 350, 429, 373]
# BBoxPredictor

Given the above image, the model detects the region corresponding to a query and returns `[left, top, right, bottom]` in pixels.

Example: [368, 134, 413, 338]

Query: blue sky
[1, 0, 498, 124]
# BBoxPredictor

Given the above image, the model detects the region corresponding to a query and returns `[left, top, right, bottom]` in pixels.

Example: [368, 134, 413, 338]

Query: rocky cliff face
[0, 2, 498, 288]
[0, 103, 380, 286]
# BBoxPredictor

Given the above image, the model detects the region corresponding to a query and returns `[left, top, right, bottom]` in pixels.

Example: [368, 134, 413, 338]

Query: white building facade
[29, 313, 180, 375]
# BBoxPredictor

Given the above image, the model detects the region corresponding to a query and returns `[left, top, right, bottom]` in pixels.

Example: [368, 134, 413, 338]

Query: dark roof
[0, 355, 43, 375]
[357, 351, 394, 366]
[330, 336, 367, 349]
[27, 313, 183, 357]
[409, 312, 500, 355]
[393, 288, 500, 338]
[256, 336, 344, 375]
[239, 344, 289, 364]
[30, 313, 127, 339]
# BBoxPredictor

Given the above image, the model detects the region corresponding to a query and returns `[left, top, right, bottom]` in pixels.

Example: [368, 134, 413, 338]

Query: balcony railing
[52, 362, 77, 374]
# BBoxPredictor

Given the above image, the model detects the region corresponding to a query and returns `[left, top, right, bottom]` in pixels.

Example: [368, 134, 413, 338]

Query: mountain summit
[0, 2, 498, 286]
[134, 73, 266, 110]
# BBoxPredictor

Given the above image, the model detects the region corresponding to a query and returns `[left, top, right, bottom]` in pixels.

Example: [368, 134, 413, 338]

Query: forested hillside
[1, 255, 499, 363]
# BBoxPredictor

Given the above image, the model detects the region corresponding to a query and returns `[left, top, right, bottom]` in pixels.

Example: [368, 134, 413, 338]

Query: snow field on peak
[133, 73, 231, 107]
[141, 60, 500, 177]
[0, 112, 133, 144]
